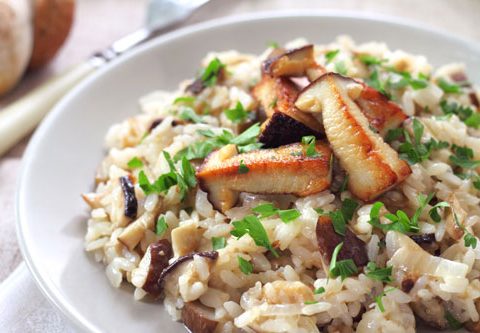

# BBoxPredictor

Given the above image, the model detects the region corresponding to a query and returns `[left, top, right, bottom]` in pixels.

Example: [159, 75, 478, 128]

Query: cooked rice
[83, 36, 480, 332]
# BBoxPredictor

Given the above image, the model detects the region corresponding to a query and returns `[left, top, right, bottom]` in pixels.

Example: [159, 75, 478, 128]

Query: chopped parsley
[252, 203, 278, 218]
[358, 54, 385, 66]
[334, 61, 348, 75]
[449, 145, 480, 169]
[301, 135, 319, 157]
[454, 213, 477, 249]
[325, 49, 340, 63]
[179, 108, 204, 124]
[314, 287, 326, 295]
[445, 310, 463, 330]
[438, 78, 461, 94]
[237, 256, 253, 275]
[156, 215, 168, 236]
[174, 96, 195, 105]
[175, 123, 262, 161]
[440, 100, 480, 128]
[225, 102, 248, 123]
[304, 300, 319, 305]
[397, 118, 449, 165]
[374, 287, 396, 313]
[368, 194, 433, 234]
[138, 152, 196, 200]
[252, 203, 301, 223]
[278, 209, 301, 223]
[238, 160, 249, 174]
[429, 201, 450, 223]
[267, 41, 280, 48]
[211, 236, 226, 250]
[365, 262, 393, 283]
[127, 157, 143, 169]
[329, 198, 359, 236]
[329, 242, 358, 280]
[231, 215, 279, 257]
[201, 58, 225, 86]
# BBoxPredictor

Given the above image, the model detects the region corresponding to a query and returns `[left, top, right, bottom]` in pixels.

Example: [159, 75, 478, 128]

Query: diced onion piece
[386, 231, 468, 278]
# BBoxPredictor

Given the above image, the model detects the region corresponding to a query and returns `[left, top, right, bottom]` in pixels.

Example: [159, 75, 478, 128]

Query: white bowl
[17, 11, 480, 333]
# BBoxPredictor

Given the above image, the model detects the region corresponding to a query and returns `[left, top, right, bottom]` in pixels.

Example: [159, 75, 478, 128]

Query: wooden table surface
[1, 0, 479, 282]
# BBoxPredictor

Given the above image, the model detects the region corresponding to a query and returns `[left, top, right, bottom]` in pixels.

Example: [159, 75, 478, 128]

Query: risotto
[82, 36, 480, 333]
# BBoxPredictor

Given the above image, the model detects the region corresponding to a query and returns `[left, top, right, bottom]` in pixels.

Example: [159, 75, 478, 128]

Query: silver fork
[0, 0, 211, 157]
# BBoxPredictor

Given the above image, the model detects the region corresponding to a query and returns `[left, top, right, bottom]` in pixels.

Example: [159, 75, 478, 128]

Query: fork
[0, 0, 211, 157]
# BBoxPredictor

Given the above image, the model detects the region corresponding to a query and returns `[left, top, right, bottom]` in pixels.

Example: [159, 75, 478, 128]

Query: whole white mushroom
[0, 0, 33, 96]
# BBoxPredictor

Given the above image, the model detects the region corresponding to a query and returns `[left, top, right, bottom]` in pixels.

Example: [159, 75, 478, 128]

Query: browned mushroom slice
[252, 75, 323, 147]
[264, 44, 325, 79]
[295, 73, 411, 201]
[197, 143, 332, 212]
[316, 216, 368, 267]
[182, 301, 218, 333]
[119, 175, 137, 219]
[357, 84, 408, 136]
[259, 112, 321, 148]
[141, 239, 173, 297]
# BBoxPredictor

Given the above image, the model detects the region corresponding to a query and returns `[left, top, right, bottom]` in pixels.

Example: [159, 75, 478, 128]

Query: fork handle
[0, 59, 101, 156]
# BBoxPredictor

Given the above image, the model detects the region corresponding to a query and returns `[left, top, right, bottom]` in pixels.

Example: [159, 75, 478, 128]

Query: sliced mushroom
[158, 251, 218, 291]
[171, 222, 205, 257]
[252, 74, 323, 147]
[141, 239, 173, 297]
[259, 112, 322, 148]
[182, 301, 218, 333]
[295, 73, 411, 201]
[118, 208, 161, 251]
[264, 44, 325, 80]
[119, 175, 137, 219]
[316, 216, 368, 267]
[197, 142, 332, 212]
[356, 84, 408, 136]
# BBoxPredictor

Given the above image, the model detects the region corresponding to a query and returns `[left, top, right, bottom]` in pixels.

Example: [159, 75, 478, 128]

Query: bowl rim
[15, 9, 480, 332]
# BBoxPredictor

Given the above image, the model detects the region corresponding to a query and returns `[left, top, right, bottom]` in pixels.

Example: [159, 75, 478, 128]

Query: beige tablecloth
[0, 0, 479, 329]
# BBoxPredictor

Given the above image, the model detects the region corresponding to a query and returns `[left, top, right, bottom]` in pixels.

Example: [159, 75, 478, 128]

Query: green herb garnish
[174, 96, 195, 105]
[156, 215, 168, 236]
[334, 61, 347, 75]
[127, 157, 143, 169]
[211, 237, 226, 250]
[325, 49, 340, 63]
[278, 209, 301, 223]
[398, 119, 448, 164]
[252, 203, 301, 223]
[449, 145, 480, 169]
[329, 242, 358, 280]
[365, 262, 393, 283]
[445, 310, 463, 330]
[438, 79, 461, 94]
[314, 287, 326, 294]
[231, 215, 279, 257]
[238, 160, 249, 174]
[267, 41, 280, 48]
[138, 152, 196, 200]
[237, 256, 253, 275]
[225, 102, 248, 123]
[301, 135, 319, 157]
[201, 58, 225, 86]
[175, 123, 262, 161]
[368, 194, 433, 234]
[358, 54, 385, 66]
[179, 108, 204, 124]
[454, 213, 477, 249]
